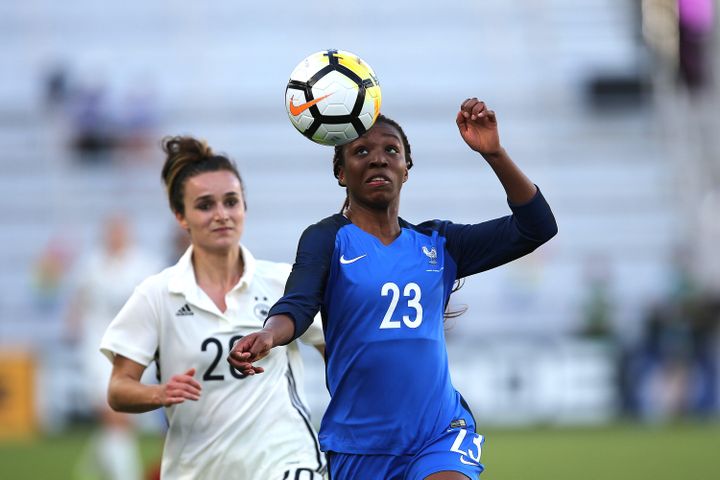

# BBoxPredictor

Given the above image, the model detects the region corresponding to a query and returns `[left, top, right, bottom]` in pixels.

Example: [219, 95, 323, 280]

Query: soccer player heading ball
[230, 98, 558, 479]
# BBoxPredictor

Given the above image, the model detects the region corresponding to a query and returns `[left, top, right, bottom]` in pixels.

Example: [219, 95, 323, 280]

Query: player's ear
[402, 165, 409, 183]
[175, 211, 189, 231]
[338, 167, 346, 187]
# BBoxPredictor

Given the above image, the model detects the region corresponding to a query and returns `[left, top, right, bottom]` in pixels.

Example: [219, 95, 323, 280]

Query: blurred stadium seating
[0, 0, 718, 441]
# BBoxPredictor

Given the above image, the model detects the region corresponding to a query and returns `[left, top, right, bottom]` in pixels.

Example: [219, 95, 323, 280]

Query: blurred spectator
[638, 300, 695, 419]
[577, 254, 616, 342]
[52, 67, 160, 165]
[43, 63, 71, 112]
[623, 248, 720, 420]
[677, 0, 715, 92]
[65, 213, 161, 480]
[66, 78, 116, 163]
[31, 236, 74, 317]
[115, 79, 159, 156]
[641, 0, 716, 93]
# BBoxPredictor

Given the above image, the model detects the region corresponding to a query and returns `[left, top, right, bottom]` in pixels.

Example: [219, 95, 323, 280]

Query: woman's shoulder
[132, 264, 178, 296]
[307, 213, 349, 231]
[253, 258, 292, 281]
[298, 213, 350, 242]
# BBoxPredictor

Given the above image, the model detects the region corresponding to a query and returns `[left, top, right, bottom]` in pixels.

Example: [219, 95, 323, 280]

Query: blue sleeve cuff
[508, 186, 558, 242]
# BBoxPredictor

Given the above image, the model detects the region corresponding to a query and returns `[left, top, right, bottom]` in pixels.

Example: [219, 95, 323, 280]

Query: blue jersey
[268, 189, 557, 455]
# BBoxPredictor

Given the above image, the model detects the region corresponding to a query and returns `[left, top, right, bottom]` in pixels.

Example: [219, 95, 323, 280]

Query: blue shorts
[327, 428, 485, 480]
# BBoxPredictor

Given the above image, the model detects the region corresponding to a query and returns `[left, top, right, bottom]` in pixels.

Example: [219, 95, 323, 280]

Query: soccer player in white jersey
[66, 213, 160, 480]
[230, 99, 557, 479]
[100, 136, 326, 479]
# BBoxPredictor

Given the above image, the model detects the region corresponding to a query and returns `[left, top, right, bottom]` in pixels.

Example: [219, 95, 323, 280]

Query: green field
[0, 428, 164, 480]
[481, 422, 720, 480]
[1, 421, 718, 479]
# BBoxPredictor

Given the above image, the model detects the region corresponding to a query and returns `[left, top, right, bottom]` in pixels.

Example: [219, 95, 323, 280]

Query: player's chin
[205, 236, 241, 252]
[365, 192, 398, 209]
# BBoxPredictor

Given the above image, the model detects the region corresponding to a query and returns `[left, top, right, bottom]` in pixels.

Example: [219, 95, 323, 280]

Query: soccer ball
[285, 49, 382, 146]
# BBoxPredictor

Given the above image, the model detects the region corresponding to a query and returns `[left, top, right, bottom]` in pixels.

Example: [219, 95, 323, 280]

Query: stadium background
[1, 0, 719, 478]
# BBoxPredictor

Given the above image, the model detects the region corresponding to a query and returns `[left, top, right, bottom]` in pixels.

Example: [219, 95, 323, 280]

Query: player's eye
[196, 201, 213, 211]
[225, 197, 239, 208]
[353, 146, 368, 156]
[386, 145, 399, 154]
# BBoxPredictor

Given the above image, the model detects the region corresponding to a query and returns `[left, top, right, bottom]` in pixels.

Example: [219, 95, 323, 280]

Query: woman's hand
[160, 368, 202, 406]
[456, 98, 501, 155]
[226, 315, 296, 375]
[227, 330, 274, 376]
[108, 356, 201, 413]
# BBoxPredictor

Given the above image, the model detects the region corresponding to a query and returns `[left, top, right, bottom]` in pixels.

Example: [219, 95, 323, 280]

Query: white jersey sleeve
[100, 286, 159, 367]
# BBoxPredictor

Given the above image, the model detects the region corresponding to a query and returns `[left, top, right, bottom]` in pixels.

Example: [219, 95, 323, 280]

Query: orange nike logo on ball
[289, 93, 333, 116]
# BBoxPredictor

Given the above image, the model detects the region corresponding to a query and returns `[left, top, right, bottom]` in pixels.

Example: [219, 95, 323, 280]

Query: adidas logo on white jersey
[176, 303, 194, 316]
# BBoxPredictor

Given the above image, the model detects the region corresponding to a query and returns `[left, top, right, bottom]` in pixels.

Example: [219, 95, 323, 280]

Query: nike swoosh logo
[288, 93, 333, 116]
[339, 254, 367, 265]
[459, 456, 480, 466]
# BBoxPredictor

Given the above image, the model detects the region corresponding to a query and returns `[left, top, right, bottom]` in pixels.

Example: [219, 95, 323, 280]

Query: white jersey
[100, 245, 326, 480]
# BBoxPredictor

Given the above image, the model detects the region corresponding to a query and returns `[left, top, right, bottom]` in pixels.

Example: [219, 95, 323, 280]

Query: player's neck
[345, 204, 401, 246]
[192, 245, 244, 292]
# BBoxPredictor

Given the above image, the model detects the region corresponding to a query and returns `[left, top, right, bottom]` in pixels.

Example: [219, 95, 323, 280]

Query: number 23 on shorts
[450, 428, 484, 466]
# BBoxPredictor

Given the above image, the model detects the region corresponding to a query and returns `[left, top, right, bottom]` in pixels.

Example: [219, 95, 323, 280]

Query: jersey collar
[167, 243, 256, 298]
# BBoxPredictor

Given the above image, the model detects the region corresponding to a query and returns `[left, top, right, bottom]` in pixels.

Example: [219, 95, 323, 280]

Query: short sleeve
[99, 288, 159, 367]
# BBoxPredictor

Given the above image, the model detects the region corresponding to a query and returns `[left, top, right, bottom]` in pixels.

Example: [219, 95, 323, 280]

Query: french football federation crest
[422, 245, 437, 265]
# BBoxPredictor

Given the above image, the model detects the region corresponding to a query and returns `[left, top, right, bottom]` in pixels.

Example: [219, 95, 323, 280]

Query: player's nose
[214, 205, 230, 221]
[368, 150, 388, 167]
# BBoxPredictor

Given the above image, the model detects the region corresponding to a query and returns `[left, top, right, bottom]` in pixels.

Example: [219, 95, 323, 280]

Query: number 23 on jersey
[379, 281, 423, 329]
